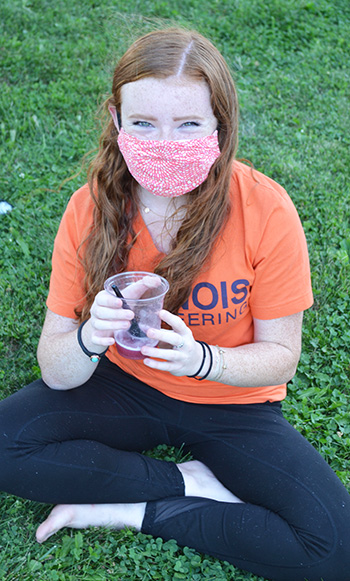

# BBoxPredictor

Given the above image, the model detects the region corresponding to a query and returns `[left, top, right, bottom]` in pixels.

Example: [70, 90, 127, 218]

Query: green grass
[0, 0, 349, 578]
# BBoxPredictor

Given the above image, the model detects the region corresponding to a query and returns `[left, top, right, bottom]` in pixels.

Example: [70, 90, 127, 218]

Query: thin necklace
[138, 198, 175, 219]
[140, 202, 160, 216]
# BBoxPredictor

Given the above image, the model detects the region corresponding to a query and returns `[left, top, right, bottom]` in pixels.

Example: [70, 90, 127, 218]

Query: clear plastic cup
[104, 271, 169, 360]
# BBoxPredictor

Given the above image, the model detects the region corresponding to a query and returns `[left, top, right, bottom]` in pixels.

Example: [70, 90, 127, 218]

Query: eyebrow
[128, 114, 158, 121]
[128, 114, 204, 121]
[173, 115, 204, 122]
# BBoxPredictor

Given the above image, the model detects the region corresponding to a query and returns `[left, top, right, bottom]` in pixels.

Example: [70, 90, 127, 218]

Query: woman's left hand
[141, 310, 204, 377]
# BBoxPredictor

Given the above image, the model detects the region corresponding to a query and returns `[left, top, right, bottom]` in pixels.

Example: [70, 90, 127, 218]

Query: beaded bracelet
[187, 341, 214, 381]
[77, 320, 109, 363]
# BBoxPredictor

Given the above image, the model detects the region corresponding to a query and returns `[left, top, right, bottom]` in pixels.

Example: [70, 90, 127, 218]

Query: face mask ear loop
[108, 105, 122, 131]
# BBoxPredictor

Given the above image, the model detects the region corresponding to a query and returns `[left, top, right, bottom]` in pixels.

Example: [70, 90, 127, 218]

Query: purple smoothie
[115, 330, 158, 360]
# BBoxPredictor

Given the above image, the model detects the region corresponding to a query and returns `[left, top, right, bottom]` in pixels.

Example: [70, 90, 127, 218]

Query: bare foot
[177, 460, 243, 503]
[36, 502, 146, 543]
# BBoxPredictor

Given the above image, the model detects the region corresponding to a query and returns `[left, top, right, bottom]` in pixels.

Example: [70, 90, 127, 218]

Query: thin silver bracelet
[213, 346, 227, 382]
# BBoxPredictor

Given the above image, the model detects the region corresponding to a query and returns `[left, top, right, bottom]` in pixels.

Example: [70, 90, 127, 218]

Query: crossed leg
[36, 460, 243, 542]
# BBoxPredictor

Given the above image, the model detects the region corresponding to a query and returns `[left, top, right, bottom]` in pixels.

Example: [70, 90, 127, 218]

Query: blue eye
[133, 121, 152, 127]
[181, 121, 200, 127]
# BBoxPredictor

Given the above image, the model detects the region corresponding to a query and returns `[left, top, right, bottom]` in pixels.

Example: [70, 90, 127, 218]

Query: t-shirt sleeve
[249, 189, 313, 320]
[46, 186, 92, 318]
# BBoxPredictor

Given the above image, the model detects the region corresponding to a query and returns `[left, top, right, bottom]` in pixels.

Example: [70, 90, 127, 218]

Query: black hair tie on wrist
[187, 341, 213, 380]
[197, 342, 213, 380]
[77, 320, 109, 363]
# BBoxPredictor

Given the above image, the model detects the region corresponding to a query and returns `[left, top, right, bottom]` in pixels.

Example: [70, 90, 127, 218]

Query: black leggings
[0, 357, 349, 581]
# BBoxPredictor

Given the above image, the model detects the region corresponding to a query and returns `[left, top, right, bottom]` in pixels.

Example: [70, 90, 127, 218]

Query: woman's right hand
[89, 275, 161, 346]
[89, 290, 134, 347]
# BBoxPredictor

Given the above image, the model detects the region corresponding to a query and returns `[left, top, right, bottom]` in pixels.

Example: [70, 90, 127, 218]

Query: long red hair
[76, 27, 239, 321]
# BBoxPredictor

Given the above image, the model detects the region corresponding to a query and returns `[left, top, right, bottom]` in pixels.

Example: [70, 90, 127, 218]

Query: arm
[142, 310, 303, 387]
[207, 312, 303, 386]
[37, 310, 101, 390]
[37, 291, 134, 390]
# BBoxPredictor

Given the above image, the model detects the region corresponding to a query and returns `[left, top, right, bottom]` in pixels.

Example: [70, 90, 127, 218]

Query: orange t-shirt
[47, 161, 313, 404]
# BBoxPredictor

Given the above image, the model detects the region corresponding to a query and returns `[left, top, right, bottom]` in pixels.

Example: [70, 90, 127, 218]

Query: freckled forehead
[120, 76, 213, 116]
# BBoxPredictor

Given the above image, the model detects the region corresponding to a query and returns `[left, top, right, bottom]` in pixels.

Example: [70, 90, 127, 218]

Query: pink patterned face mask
[117, 128, 221, 197]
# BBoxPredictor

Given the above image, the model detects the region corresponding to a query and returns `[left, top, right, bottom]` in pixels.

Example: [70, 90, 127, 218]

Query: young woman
[0, 28, 349, 581]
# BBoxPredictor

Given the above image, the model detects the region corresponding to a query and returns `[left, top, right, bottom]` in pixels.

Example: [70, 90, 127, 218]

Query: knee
[0, 403, 35, 488]
[0, 422, 16, 458]
[305, 526, 350, 581]
[0, 431, 20, 492]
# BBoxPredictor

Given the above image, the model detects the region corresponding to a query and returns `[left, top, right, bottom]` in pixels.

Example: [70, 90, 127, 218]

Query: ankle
[176, 461, 198, 496]
[128, 502, 147, 531]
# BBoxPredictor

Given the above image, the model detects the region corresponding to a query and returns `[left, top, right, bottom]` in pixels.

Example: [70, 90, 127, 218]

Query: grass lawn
[0, 0, 349, 578]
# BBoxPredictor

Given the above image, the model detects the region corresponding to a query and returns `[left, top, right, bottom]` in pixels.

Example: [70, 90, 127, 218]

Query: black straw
[111, 284, 146, 338]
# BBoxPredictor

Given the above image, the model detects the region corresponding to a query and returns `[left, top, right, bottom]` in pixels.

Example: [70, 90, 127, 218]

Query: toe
[36, 505, 74, 543]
